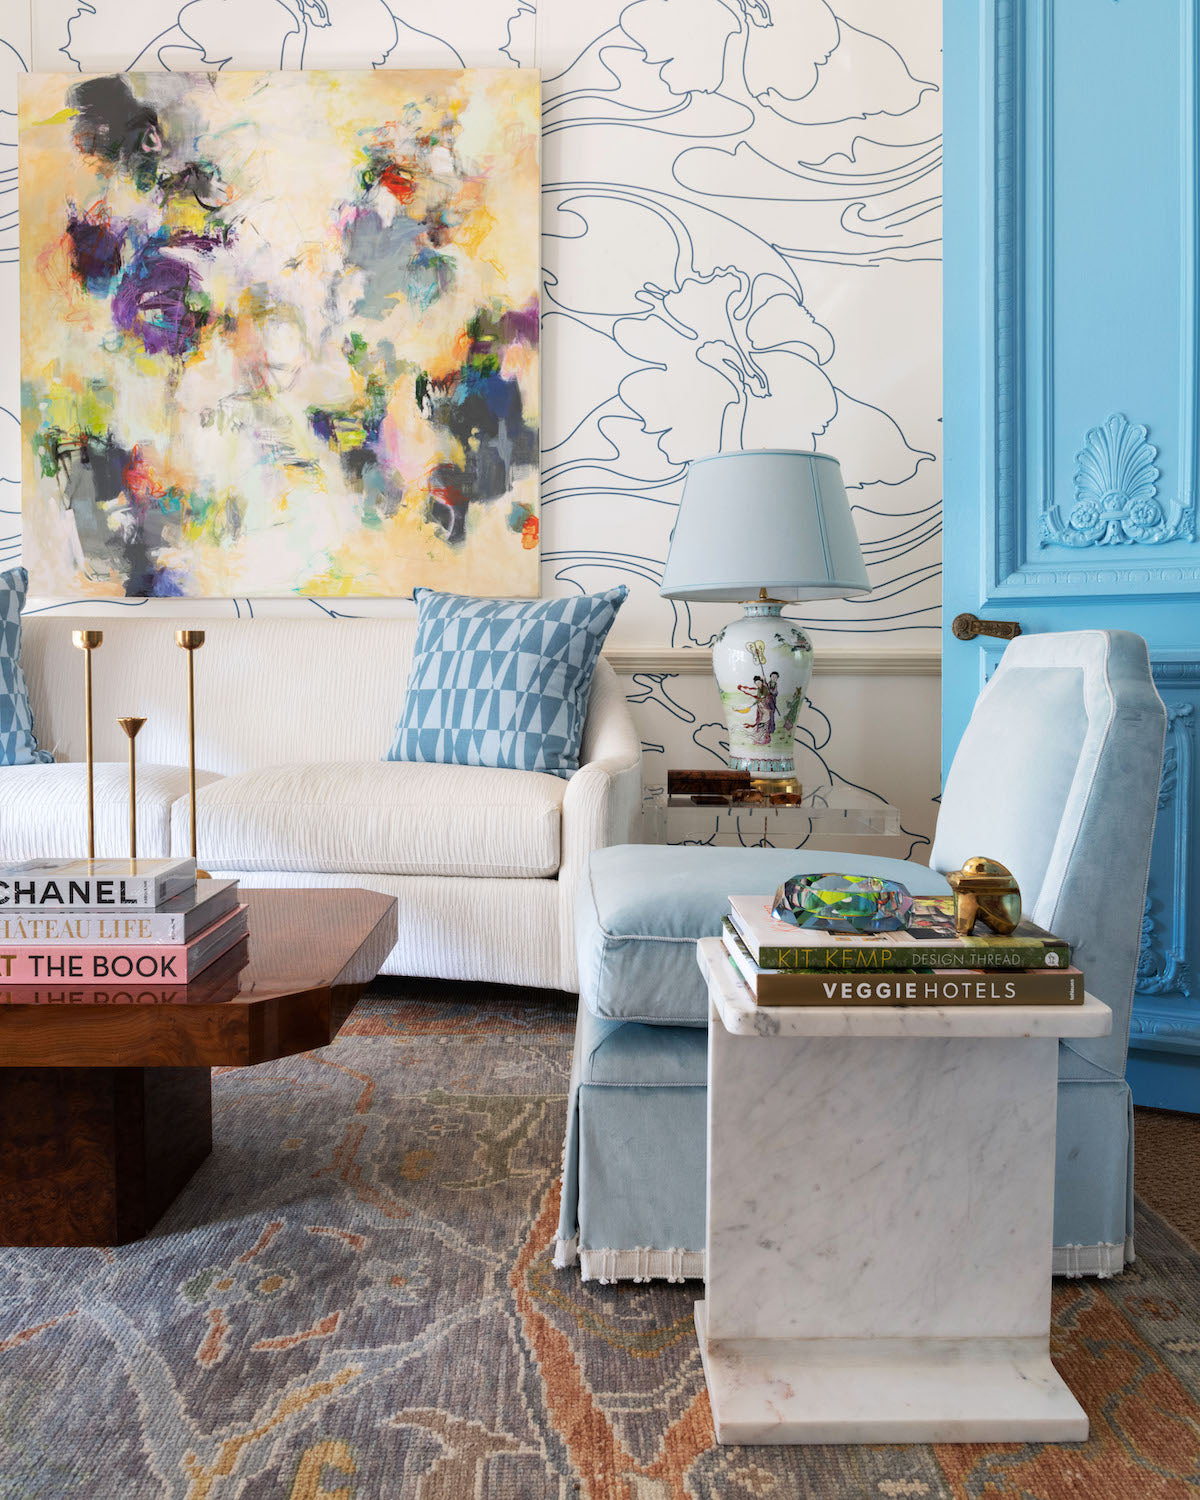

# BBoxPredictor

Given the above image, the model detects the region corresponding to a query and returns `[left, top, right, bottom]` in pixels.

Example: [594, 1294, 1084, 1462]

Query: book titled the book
[0, 904, 248, 983]
[721, 919, 1083, 1005]
[0, 879, 238, 944]
[0, 938, 249, 1007]
[0, 857, 197, 910]
[728, 894, 1071, 972]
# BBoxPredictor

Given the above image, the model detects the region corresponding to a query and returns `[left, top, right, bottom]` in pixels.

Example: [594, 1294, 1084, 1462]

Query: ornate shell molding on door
[1040, 413, 1196, 548]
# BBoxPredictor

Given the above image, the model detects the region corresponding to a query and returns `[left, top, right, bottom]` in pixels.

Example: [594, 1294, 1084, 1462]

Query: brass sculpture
[71, 630, 103, 860]
[947, 857, 1022, 936]
[175, 630, 209, 877]
[117, 716, 146, 861]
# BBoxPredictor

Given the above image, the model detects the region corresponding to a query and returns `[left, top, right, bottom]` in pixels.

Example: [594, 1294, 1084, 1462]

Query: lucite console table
[643, 782, 901, 848]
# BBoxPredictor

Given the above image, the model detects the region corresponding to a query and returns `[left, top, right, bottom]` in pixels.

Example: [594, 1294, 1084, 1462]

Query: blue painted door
[944, 1, 1200, 1108]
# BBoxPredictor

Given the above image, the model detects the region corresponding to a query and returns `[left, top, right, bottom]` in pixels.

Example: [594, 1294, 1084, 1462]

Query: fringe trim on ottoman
[556, 1244, 705, 1284]
[560, 1238, 1133, 1282]
[561, 1238, 1135, 1282]
[1053, 1238, 1132, 1278]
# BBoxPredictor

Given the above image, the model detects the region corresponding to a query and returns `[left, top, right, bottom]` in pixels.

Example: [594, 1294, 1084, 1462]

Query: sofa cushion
[385, 585, 627, 777]
[0, 762, 220, 860]
[173, 761, 566, 878]
[578, 844, 954, 1026]
[1, 567, 52, 766]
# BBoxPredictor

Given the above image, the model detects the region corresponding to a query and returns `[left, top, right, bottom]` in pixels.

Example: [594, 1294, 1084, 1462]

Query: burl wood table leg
[0, 1067, 213, 1247]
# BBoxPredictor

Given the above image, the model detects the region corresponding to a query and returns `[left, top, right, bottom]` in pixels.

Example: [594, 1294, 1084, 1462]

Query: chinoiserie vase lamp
[658, 450, 871, 793]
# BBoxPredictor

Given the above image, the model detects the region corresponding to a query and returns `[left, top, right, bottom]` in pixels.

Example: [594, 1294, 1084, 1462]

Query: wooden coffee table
[0, 888, 397, 1247]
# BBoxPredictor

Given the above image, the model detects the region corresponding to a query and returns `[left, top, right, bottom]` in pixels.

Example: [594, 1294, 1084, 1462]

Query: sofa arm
[557, 660, 643, 989]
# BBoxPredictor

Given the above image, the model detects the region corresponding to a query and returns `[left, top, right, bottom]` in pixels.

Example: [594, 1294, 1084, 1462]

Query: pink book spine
[0, 947, 191, 982]
[0, 906, 246, 983]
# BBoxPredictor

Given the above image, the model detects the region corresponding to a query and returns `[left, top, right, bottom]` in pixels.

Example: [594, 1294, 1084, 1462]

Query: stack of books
[722, 892, 1083, 1006]
[0, 857, 248, 988]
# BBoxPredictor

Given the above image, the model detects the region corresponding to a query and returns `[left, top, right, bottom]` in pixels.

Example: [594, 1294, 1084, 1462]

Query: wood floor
[1134, 1106, 1200, 1250]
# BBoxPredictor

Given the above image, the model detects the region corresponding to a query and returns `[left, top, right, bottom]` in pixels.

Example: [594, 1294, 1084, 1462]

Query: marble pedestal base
[695, 1309, 1087, 1444]
[696, 937, 1111, 1446]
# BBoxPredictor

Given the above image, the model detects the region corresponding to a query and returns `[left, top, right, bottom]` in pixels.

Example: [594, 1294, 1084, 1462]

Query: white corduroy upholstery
[22, 619, 421, 772]
[14, 616, 643, 989]
[207, 869, 564, 989]
[0, 761, 221, 860]
[171, 761, 566, 879]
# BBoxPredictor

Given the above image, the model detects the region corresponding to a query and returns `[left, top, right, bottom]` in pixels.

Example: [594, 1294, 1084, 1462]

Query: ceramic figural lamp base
[715, 598, 813, 790]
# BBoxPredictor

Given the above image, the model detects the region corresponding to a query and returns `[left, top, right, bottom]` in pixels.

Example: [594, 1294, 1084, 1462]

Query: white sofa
[6, 618, 643, 990]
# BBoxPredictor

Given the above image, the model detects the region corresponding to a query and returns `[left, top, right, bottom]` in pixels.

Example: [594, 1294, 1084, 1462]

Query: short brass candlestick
[71, 630, 103, 861]
[117, 716, 146, 862]
[176, 630, 209, 877]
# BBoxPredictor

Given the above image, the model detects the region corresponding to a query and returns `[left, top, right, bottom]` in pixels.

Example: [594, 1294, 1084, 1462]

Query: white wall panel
[0, 0, 942, 852]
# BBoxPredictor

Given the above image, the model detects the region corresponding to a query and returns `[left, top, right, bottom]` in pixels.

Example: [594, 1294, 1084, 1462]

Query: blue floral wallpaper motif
[0, 0, 942, 853]
[538, 0, 941, 651]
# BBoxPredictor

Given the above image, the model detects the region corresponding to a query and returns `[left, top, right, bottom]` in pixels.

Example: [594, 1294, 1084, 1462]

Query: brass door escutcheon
[951, 613, 1023, 642]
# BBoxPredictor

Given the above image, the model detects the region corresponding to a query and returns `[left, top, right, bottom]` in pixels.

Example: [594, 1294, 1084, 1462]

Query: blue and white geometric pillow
[386, 586, 628, 777]
[0, 567, 53, 766]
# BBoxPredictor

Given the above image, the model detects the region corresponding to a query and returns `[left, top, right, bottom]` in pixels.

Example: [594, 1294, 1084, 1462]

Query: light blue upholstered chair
[556, 631, 1167, 1282]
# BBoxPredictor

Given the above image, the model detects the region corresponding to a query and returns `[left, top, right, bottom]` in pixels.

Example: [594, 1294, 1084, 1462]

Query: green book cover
[727, 894, 1071, 972]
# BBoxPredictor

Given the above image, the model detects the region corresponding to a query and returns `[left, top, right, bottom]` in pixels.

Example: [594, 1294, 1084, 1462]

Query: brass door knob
[951, 613, 1023, 642]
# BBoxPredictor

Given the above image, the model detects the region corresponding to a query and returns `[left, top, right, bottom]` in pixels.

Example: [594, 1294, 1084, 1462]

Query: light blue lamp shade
[658, 450, 871, 602]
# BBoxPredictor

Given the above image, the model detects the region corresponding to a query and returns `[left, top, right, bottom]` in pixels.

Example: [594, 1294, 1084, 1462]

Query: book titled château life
[727, 894, 1072, 972]
[0, 857, 197, 910]
[0, 880, 239, 945]
[0, 904, 248, 983]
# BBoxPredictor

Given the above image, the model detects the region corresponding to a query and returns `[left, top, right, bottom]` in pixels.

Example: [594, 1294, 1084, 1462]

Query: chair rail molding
[985, 0, 1200, 600]
[603, 647, 941, 678]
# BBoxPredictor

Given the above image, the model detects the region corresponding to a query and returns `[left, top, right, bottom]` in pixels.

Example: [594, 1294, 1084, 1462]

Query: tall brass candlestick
[117, 717, 146, 861]
[176, 630, 208, 877]
[71, 630, 104, 861]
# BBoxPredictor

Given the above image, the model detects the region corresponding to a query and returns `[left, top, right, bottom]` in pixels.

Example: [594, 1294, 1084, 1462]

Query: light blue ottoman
[554, 848, 1137, 1283]
[556, 634, 1165, 1283]
[554, 845, 952, 1282]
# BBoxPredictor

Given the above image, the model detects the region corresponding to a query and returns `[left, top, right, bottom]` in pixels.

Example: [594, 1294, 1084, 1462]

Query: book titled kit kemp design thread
[727, 894, 1072, 973]
[720, 919, 1083, 1006]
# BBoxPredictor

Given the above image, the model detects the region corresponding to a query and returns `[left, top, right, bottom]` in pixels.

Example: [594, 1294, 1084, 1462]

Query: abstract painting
[18, 69, 540, 597]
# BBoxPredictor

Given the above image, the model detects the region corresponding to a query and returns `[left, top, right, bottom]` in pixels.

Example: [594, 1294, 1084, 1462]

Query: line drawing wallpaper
[0, 0, 943, 854]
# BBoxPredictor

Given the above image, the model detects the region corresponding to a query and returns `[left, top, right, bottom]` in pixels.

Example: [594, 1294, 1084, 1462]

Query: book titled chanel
[0, 880, 237, 944]
[0, 905, 248, 983]
[0, 857, 197, 910]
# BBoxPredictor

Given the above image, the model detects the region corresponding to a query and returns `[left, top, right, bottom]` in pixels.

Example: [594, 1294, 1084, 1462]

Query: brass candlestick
[117, 717, 146, 861]
[71, 630, 103, 861]
[176, 630, 209, 877]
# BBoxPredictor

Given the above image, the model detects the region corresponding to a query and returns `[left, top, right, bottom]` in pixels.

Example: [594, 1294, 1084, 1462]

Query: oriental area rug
[1, 983, 1199, 1499]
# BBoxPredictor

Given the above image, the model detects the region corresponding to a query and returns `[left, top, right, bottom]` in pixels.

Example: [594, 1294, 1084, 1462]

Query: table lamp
[659, 450, 870, 793]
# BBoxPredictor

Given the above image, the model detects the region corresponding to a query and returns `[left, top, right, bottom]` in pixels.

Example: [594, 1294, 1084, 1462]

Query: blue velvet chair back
[931, 631, 1166, 1075]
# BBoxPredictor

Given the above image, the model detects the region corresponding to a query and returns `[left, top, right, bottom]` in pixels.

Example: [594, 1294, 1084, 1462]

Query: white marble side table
[695, 936, 1112, 1445]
